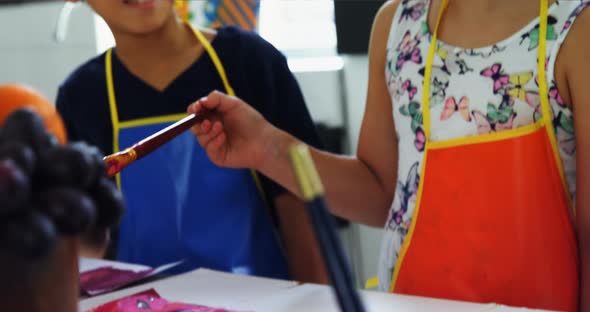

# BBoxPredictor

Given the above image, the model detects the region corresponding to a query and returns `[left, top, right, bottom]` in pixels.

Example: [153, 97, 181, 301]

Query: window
[258, 0, 337, 58]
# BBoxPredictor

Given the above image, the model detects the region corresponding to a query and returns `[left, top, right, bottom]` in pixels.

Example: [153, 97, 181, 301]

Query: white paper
[79, 257, 151, 274]
[79, 268, 298, 311]
[79, 267, 555, 312]
[247, 285, 503, 312]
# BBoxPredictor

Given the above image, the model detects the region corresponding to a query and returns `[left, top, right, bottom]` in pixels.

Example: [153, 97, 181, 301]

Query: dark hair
[0, 108, 125, 310]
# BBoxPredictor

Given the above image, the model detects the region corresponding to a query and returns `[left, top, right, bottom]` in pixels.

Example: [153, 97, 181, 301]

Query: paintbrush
[103, 111, 209, 177]
[289, 144, 366, 312]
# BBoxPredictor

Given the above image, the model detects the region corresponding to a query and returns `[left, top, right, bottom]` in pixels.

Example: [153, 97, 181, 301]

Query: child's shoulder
[59, 52, 108, 92]
[214, 26, 284, 61]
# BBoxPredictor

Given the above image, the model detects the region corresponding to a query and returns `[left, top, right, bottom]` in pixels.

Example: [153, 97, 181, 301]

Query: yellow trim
[390, 146, 430, 292]
[421, 0, 448, 142]
[428, 120, 544, 150]
[365, 276, 380, 289]
[106, 49, 122, 190]
[537, 0, 573, 213]
[119, 113, 188, 129]
[188, 27, 271, 210]
[188, 25, 236, 96]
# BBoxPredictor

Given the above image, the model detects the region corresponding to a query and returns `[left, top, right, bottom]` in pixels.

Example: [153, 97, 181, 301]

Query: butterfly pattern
[441, 96, 471, 122]
[378, 0, 585, 292]
[480, 63, 511, 94]
[390, 30, 424, 75]
[472, 104, 517, 134]
[438, 45, 474, 75]
[520, 16, 559, 51]
[389, 77, 418, 102]
[418, 65, 450, 106]
[388, 162, 420, 233]
[399, 101, 426, 151]
[400, 0, 427, 23]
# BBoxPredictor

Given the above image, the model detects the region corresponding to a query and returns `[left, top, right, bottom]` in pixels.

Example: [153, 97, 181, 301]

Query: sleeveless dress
[377, 0, 590, 291]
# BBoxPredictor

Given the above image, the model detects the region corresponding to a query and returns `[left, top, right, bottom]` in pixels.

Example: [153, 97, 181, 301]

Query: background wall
[0, 2, 96, 102]
[0, 1, 385, 289]
[295, 56, 384, 287]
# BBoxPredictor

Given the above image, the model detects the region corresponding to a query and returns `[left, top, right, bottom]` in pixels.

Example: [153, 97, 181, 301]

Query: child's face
[87, 0, 175, 36]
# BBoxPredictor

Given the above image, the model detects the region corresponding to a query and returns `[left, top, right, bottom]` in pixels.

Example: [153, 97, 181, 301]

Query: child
[56, 0, 327, 283]
[0, 107, 122, 312]
[189, 0, 590, 310]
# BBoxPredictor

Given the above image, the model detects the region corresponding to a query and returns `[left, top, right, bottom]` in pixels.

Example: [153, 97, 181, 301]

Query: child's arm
[189, 0, 401, 227]
[563, 9, 590, 312]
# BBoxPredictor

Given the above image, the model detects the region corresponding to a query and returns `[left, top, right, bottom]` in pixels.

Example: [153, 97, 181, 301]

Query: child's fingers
[201, 120, 212, 133]
[201, 90, 238, 113]
[190, 90, 239, 116]
[207, 132, 227, 160]
[187, 99, 205, 114]
[196, 122, 224, 148]
[191, 119, 211, 136]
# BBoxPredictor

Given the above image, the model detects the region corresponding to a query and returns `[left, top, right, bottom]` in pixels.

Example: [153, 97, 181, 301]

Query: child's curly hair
[0, 108, 125, 311]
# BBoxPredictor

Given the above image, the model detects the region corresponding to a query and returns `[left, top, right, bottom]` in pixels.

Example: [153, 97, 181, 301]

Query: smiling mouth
[123, 0, 156, 6]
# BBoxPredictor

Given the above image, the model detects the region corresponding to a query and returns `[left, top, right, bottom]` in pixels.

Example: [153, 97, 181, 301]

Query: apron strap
[105, 23, 271, 211]
[421, 0, 449, 143]
[105, 49, 123, 189]
[189, 25, 236, 97]
[537, 0, 572, 213]
[189, 25, 272, 212]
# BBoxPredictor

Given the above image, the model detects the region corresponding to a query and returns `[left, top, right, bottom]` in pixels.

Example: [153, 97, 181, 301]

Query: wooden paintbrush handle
[131, 113, 206, 160]
[104, 110, 210, 177]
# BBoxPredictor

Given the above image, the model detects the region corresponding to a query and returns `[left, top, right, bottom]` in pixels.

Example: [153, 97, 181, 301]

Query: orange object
[392, 125, 579, 311]
[389, 0, 578, 311]
[0, 84, 67, 144]
[175, 0, 190, 22]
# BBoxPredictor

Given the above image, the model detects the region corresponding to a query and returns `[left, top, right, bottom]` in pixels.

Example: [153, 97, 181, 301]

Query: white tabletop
[79, 268, 548, 312]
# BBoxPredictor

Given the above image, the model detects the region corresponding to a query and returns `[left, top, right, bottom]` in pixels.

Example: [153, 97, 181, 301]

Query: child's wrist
[258, 125, 296, 175]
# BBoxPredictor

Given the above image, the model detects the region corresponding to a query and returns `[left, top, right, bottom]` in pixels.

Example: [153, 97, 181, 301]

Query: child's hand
[188, 91, 276, 170]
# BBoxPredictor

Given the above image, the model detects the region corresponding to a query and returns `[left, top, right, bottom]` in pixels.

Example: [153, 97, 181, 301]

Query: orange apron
[389, 0, 579, 311]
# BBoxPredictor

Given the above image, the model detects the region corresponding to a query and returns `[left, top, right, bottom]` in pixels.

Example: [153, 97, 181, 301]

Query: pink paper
[87, 289, 250, 312]
[80, 266, 154, 296]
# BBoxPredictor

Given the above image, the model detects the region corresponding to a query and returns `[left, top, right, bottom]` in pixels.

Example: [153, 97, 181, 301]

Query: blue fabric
[57, 26, 321, 204]
[56, 26, 322, 278]
[117, 123, 289, 277]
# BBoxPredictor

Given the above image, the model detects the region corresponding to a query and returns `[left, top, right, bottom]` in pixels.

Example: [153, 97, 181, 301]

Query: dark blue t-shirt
[56, 26, 321, 262]
[57, 26, 320, 204]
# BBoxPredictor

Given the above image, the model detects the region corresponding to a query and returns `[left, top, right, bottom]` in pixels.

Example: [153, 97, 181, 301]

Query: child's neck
[113, 17, 192, 70]
[110, 17, 210, 92]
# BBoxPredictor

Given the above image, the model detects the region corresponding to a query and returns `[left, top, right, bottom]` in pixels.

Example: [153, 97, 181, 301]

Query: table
[79, 268, 547, 312]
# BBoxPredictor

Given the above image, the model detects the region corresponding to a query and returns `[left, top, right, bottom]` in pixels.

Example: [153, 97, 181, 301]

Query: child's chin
[121, 18, 170, 35]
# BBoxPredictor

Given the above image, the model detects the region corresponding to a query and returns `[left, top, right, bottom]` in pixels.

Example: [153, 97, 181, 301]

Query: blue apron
[104, 25, 289, 279]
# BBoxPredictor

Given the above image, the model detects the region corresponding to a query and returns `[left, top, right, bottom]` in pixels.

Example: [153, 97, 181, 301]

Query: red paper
[86, 289, 250, 312]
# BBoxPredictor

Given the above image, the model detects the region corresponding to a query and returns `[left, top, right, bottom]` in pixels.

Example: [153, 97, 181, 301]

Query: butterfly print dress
[377, 0, 588, 292]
